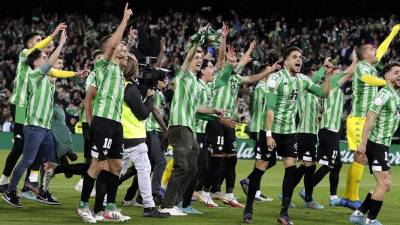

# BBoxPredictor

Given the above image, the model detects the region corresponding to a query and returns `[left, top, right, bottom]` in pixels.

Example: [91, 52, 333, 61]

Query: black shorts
[89, 116, 123, 161]
[206, 121, 237, 154]
[366, 140, 391, 174]
[272, 133, 297, 158]
[255, 130, 277, 167]
[82, 122, 91, 160]
[317, 129, 341, 167]
[297, 133, 317, 162]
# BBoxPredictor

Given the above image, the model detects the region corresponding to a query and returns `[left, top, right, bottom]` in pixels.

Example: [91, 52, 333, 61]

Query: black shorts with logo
[366, 140, 391, 174]
[206, 121, 237, 155]
[90, 116, 123, 161]
[297, 133, 317, 162]
[255, 130, 277, 167]
[317, 129, 341, 167]
[272, 133, 297, 158]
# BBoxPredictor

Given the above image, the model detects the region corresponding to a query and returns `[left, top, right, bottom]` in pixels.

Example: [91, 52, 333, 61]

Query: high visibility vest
[121, 81, 146, 139]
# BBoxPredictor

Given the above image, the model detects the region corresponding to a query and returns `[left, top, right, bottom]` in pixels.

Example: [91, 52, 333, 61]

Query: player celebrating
[260, 46, 332, 225]
[350, 62, 400, 225]
[344, 24, 400, 209]
[76, 3, 132, 223]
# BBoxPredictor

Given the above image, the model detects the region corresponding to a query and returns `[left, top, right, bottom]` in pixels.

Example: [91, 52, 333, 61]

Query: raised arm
[376, 24, 400, 62]
[27, 23, 67, 55]
[181, 42, 199, 73]
[155, 37, 166, 67]
[238, 40, 256, 69]
[103, 3, 133, 61]
[215, 22, 229, 71]
[48, 30, 67, 67]
[242, 60, 281, 84]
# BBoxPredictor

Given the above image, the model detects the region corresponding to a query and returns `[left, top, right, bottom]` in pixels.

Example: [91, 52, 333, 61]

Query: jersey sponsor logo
[290, 89, 298, 101]
[397, 106, 400, 117]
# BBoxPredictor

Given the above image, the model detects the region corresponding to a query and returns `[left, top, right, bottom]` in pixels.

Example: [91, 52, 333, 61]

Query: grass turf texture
[0, 150, 399, 225]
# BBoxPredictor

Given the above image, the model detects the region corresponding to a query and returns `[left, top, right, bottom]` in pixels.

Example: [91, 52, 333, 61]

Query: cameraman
[120, 54, 169, 218]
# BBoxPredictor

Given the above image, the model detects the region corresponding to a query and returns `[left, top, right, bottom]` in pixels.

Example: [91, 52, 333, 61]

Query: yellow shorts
[346, 115, 366, 151]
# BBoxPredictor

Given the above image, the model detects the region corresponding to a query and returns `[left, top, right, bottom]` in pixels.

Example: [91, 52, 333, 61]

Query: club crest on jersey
[374, 95, 384, 106]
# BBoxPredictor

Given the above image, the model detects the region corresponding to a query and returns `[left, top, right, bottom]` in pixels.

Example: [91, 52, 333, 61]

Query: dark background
[1, 0, 399, 19]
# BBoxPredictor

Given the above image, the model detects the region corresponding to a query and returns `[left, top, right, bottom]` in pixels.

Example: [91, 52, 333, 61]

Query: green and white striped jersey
[351, 61, 378, 117]
[368, 85, 400, 147]
[193, 79, 212, 133]
[249, 81, 267, 132]
[297, 91, 318, 134]
[320, 79, 344, 132]
[168, 70, 200, 130]
[92, 58, 125, 122]
[266, 69, 320, 134]
[80, 71, 97, 123]
[211, 73, 243, 118]
[146, 90, 166, 132]
[25, 67, 55, 129]
[9, 49, 31, 107]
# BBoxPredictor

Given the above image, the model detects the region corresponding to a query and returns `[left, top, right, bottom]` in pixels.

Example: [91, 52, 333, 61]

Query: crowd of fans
[1, 12, 400, 138]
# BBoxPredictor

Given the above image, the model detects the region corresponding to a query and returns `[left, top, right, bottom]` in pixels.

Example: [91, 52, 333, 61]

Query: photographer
[120, 53, 170, 218]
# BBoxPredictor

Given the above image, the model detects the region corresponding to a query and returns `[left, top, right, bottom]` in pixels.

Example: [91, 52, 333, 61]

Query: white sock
[365, 218, 376, 224]
[0, 175, 9, 185]
[225, 193, 234, 200]
[255, 190, 261, 198]
[330, 195, 339, 200]
[354, 210, 364, 216]
[29, 171, 39, 183]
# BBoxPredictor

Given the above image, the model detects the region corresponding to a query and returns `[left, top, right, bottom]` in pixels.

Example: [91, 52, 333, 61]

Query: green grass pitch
[0, 150, 399, 225]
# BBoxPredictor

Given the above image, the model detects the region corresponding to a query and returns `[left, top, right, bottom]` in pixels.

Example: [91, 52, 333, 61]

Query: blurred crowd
[1, 12, 400, 138]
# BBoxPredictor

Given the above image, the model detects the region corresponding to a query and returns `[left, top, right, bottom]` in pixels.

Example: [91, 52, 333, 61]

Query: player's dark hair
[91, 49, 102, 59]
[23, 32, 40, 48]
[282, 46, 302, 60]
[382, 62, 400, 78]
[27, 49, 42, 69]
[197, 59, 213, 79]
[99, 34, 112, 52]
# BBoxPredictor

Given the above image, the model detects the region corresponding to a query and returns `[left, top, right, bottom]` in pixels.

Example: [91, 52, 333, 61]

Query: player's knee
[383, 178, 392, 193]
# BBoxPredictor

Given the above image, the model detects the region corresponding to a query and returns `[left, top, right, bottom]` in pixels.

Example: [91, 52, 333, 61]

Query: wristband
[266, 130, 272, 137]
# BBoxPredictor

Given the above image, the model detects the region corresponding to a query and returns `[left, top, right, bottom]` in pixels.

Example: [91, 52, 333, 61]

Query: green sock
[106, 203, 117, 211]
[79, 201, 88, 208]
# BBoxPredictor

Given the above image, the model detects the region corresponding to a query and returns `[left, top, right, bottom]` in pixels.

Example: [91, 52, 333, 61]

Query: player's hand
[214, 108, 228, 116]
[351, 49, 358, 64]
[267, 136, 276, 151]
[147, 89, 155, 97]
[123, 3, 133, 20]
[198, 23, 210, 34]
[76, 69, 90, 78]
[221, 22, 229, 38]
[357, 143, 366, 155]
[59, 30, 67, 45]
[52, 22, 68, 37]
[270, 59, 282, 72]
[218, 117, 236, 128]
[249, 40, 256, 50]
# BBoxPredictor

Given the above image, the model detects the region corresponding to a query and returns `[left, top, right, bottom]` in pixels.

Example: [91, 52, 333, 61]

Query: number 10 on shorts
[103, 138, 113, 149]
